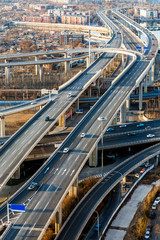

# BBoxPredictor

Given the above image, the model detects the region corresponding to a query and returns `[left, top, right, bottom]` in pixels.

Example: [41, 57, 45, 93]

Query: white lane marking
[65, 169, 70, 175]
[61, 169, 67, 175]
[54, 168, 59, 174]
[70, 169, 75, 176]
[44, 167, 50, 174]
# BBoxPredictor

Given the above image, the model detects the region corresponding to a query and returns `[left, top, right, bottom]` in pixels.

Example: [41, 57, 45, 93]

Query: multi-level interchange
[0, 8, 159, 240]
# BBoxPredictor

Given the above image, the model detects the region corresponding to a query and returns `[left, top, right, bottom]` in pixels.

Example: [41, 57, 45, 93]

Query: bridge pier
[86, 57, 90, 68]
[69, 177, 78, 197]
[149, 70, 152, 86]
[64, 53, 70, 73]
[89, 146, 98, 167]
[75, 98, 79, 110]
[96, 79, 100, 96]
[126, 96, 130, 111]
[139, 82, 143, 110]
[154, 155, 159, 168]
[0, 116, 5, 137]
[35, 56, 39, 75]
[120, 103, 126, 123]
[144, 76, 148, 93]
[151, 64, 155, 83]
[39, 64, 43, 82]
[59, 114, 66, 128]
[5, 66, 10, 85]
[121, 54, 124, 70]
[88, 86, 92, 97]
[12, 166, 21, 179]
[55, 205, 62, 234]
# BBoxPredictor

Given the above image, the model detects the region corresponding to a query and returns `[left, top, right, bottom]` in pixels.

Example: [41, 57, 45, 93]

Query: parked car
[146, 225, 152, 231]
[149, 211, 156, 219]
[154, 197, 160, 204]
[152, 202, 157, 210]
[28, 182, 39, 191]
[139, 168, 146, 174]
[144, 230, 150, 239]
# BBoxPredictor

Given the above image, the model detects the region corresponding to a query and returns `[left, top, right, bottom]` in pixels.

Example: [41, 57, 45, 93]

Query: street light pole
[98, 117, 107, 177]
[95, 210, 99, 238]
[89, 10, 91, 66]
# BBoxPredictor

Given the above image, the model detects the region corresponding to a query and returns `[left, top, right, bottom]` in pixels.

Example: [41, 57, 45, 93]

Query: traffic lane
[7, 154, 88, 240]
[105, 120, 160, 135]
[56, 170, 122, 240]
[56, 143, 160, 240]
[85, 184, 121, 240]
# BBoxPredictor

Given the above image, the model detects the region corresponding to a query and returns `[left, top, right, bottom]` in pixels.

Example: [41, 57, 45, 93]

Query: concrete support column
[154, 155, 159, 168]
[35, 56, 39, 75]
[12, 166, 20, 179]
[126, 96, 130, 111]
[69, 177, 78, 197]
[139, 82, 143, 110]
[39, 64, 43, 82]
[86, 57, 90, 68]
[89, 146, 98, 167]
[151, 64, 155, 83]
[64, 61, 70, 73]
[5, 67, 10, 85]
[88, 86, 92, 97]
[121, 54, 124, 70]
[0, 116, 5, 137]
[149, 70, 152, 86]
[144, 76, 148, 93]
[59, 114, 66, 128]
[120, 103, 126, 123]
[106, 64, 110, 73]
[96, 79, 100, 96]
[103, 69, 106, 79]
[75, 98, 79, 110]
[55, 205, 62, 234]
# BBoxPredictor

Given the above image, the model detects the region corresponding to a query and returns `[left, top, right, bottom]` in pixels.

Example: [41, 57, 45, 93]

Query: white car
[80, 133, 85, 138]
[144, 230, 150, 239]
[68, 93, 72, 97]
[147, 134, 155, 138]
[152, 202, 157, 210]
[119, 124, 127, 128]
[63, 147, 69, 153]
[154, 197, 160, 204]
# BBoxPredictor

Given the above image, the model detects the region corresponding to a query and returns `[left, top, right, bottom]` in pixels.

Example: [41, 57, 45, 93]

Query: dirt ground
[1, 110, 36, 135]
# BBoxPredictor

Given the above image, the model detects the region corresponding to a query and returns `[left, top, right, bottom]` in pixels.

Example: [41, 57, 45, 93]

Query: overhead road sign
[10, 204, 25, 212]
[76, 109, 83, 114]
[144, 47, 149, 50]
[136, 46, 142, 50]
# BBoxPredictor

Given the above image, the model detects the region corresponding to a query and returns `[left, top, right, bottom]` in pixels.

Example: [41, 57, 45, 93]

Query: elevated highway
[0, 15, 123, 190]
[0, 9, 159, 240]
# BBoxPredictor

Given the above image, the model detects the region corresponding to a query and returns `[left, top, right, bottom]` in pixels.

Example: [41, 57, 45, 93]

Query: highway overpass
[0, 8, 159, 240]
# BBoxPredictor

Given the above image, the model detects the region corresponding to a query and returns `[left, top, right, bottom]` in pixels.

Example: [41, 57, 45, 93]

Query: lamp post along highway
[69, 37, 73, 69]
[91, 209, 100, 238]
[98, 117, 107, 177]
[89, 10, 91, 66]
